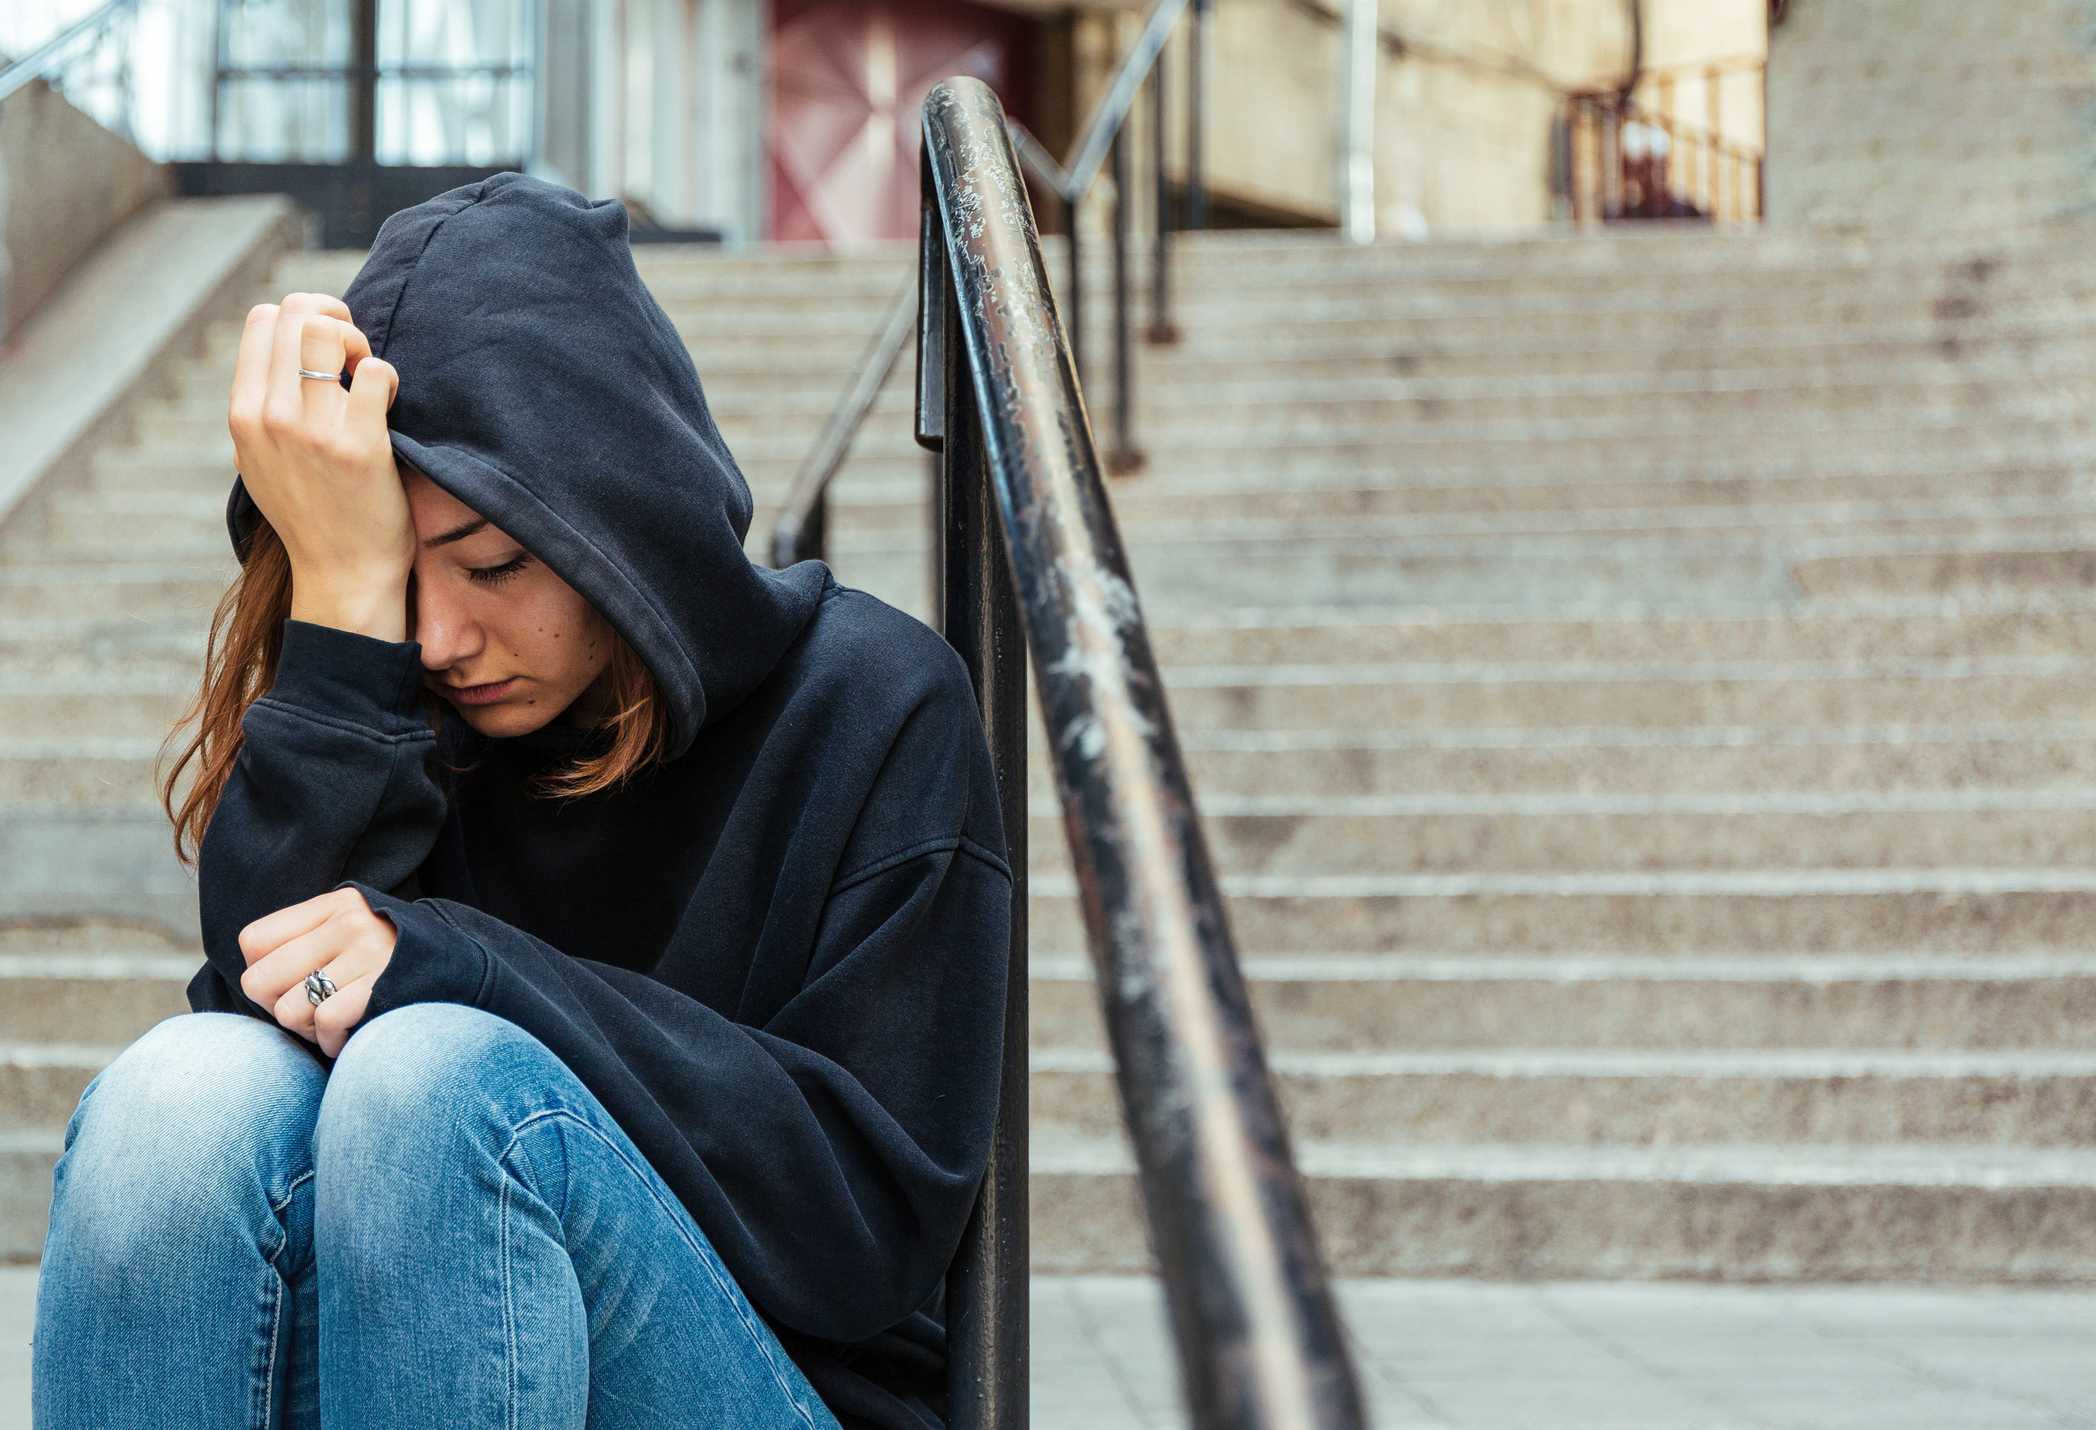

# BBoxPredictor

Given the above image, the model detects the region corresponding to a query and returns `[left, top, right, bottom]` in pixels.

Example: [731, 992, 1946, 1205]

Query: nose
[411, 565, 485, 674]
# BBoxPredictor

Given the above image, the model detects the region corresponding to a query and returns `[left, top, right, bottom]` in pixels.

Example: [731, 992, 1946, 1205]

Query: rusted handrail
[768, 273, 918, 570]
[924, 76, 1366, 1430]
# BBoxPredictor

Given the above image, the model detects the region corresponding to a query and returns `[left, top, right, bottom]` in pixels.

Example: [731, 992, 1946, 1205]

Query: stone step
[54, 490, 2096, 565]
[634, 236, 2096, 294]
[715, 423, 2096, 472]
[0, 811, 196, 933]
[0, 564, 227, 624]
[1028, 953, 2096, 1052]
[82, 442, 2096, 518]
[0, 1042, 126, 1128]
[1149, 296, 2096, 341]
[0, 949, 193, 1044]
[1103, 473, 2096, 522]
[1032, 1047, 2096, 1147]
[809, 449, 2096, 496]
[1123, 650, 2096, 729]
[1151, 725, 2096, 797]
[144, 359, 2096, 425]
[0, 744, 171, 806]
[1138, 328, 2096, 381]
[26, 724, 2096, 809]
[1028, 1135, 2096, 1279]
[1775, 187, 2090, 230]
[1137, 657, 2096, 731]
[0, 689, 190, 738]
[9, 1127, 2095, 1273]
[1143, 602, 2096, 664]
[1137, 228, 2096, 279]
[1024, 874, 2096, 955]
[1022, 793, 2096, 876]
[828, 545, 2089, 621]
[784, 462, 2096, 525]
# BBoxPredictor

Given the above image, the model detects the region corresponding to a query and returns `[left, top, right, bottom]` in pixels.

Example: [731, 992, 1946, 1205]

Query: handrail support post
[1187, 0, 1210, 230]
[1147, 52, 1177, 344]
[1109, 125, 1143, 474]
[932, 230, 1030, 1430]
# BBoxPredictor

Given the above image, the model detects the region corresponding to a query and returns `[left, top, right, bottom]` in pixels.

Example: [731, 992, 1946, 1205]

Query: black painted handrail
[924, 76, 1367, 1430]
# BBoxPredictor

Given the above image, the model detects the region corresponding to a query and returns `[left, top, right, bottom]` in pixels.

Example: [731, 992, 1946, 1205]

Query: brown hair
[161, 514, 671, 865]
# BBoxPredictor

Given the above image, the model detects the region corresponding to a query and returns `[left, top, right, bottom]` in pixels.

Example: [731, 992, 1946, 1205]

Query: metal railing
[1564, 84, 1764, 225]
[768, 275, 919, 571]
[0, 0, 137, 110]
[771, 0, 1215, 574]
[769, 0, 1209, 576]
[1008, 0, 1210, 475]
[923, 76, 1366, 1430]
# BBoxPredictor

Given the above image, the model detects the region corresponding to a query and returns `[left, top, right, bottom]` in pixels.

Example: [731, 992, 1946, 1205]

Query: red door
[768, 0, 1033, 244]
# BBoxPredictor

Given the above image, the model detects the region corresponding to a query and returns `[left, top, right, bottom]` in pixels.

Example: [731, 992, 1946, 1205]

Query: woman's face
[403, 468, 615, 738]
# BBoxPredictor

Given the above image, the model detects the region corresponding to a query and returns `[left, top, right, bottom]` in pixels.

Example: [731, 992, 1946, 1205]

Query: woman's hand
[228, 293, 411, 642]
[239, 888, 399, 1058]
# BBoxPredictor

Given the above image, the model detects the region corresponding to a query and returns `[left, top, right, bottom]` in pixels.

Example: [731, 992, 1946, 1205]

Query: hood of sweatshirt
[227, 172, 827, 759]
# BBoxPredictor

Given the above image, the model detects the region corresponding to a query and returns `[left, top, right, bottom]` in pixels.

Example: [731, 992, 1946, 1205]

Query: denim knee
[315, 1003, 544, 1167]
[49, 1012, 325, 1267]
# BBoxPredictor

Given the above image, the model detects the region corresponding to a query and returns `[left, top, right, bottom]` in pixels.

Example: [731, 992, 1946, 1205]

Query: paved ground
[3, 1267, 2092, 1427]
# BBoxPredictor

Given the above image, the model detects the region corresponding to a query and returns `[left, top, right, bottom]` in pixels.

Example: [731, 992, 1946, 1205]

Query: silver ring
[298, 367, 343, 382]
[303, 970, 337, 1005]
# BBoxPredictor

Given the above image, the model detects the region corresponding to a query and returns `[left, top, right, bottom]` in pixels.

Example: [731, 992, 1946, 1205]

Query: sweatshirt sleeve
[345, 694, 1014, 1344]
[190, 619, 447, 1019]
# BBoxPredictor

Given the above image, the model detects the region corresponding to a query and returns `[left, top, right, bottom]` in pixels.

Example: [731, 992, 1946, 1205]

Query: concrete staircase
[1767, 0, 2096, 228]
[7, 222, 2096, 1284]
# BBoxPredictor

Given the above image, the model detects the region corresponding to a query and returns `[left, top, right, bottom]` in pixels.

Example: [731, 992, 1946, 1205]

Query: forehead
[401, 464, 492, 539]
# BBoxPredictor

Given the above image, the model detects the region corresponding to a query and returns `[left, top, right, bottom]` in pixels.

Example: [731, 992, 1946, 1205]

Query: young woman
[31, 174, 1013, 1430]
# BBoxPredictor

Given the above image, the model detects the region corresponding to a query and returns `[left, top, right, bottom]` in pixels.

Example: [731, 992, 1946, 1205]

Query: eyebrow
[423, 518, 490, 549]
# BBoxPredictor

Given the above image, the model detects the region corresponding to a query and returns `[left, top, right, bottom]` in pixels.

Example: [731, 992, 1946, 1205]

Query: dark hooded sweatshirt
[186, 173, 1013, 1430]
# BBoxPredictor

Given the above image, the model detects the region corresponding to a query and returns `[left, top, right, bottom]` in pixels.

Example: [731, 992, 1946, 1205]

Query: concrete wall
[1069, 0, 1765, 237]
[0, 78, 171, 340]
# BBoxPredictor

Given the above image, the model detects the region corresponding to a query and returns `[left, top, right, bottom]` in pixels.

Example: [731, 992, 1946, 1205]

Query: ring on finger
[298, 367, 343, 382]
[304, 969, 338, 1005]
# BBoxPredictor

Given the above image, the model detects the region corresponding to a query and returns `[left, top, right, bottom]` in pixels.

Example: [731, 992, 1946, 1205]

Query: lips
[438, 678, 517, 707]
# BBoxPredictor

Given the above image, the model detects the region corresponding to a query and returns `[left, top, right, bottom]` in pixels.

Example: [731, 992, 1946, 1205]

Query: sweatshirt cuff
[351, 885, 493, 1021]
[265, 621, 431, 737]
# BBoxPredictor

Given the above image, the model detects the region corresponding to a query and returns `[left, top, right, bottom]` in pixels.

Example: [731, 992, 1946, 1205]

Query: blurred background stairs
[7, 218, 2096, 1282]
[1766, 0, 2096, 227]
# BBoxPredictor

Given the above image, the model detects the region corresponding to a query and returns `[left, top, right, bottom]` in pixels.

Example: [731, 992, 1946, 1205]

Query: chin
[451, 700, 557, 739]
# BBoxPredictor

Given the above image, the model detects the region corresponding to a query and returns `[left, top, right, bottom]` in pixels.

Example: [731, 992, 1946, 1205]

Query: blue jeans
[32, 1005, 840, 1430]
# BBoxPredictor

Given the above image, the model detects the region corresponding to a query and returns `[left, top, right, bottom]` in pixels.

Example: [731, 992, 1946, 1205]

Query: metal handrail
[923, 76, 1366, 1430]
[1007, 0, 1211, 475]
[0, 0, 135, 106]
[768, 274, 918, 571]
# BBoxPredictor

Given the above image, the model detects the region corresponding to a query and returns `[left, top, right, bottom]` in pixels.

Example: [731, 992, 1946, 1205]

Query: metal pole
[1340, 0, 1375, 244]
[924, 77, 1367, 1430]
[349, 0, 377, 158]
[1186, 0, 1209, 230]
[209, 0, 224, 161]
[1067, 195, 1084, 392]
[933, 242, 1031, 1430]
[1110, 126, 1141, 474]
[1148, 58, 1176, 344]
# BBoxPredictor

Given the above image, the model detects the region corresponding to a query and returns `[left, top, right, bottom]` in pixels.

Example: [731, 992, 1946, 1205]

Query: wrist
[288, 566, 409, 643]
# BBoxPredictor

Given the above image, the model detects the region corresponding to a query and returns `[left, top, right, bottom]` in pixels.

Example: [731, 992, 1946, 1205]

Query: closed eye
[467, 554, 533, 585]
